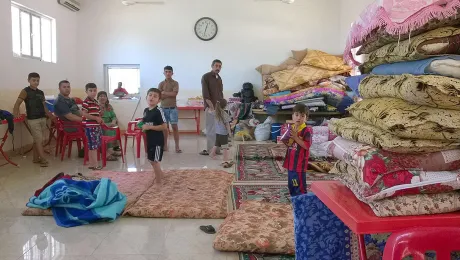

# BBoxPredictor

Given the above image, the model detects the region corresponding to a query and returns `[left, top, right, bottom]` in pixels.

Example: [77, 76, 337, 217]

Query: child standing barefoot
[209, 99, 233, 168]
[142, 88, 167, 184]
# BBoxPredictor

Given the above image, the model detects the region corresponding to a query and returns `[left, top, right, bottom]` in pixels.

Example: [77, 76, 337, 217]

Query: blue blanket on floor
[27, 178, 127, 228]
[372, 55, 460, 75]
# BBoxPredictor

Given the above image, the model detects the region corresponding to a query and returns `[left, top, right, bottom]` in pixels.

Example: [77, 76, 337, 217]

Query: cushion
[22, 171, 155, 216]
[359, 74, 460, 110]
[300, 50, 351, 71]
[256, 64, 287, 75]
[125, 169, 233, 218]
[213, 201, 294, 255]
[328, 117, 460, 153]
[281, 57, 300, 66]
[291, 48, 309, 62]
[348, 98, 460, 140]
[262, 75, 280, 95]
[331, 160, 460, 202]
[360, 27, 460, 73]
[271, 65, 350, 91]
[428, 58, 460, 79]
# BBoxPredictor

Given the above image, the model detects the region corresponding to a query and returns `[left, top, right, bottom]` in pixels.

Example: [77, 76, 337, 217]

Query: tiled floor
[0, 135, 239, 260]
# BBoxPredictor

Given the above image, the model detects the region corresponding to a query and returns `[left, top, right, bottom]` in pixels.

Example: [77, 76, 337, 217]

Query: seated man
[113, 82, 129, 98]
[54, 80, 82, 131]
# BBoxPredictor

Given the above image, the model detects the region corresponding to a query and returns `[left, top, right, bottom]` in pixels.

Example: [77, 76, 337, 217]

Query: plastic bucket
[271, 123, 282, 140]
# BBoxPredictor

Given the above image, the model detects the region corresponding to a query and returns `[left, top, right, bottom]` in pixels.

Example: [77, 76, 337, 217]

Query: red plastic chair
[101, 124, 125, 167]
[123, 118, 146, 158]
[383, 227, 460, 260]
[58, 119, 85, 161]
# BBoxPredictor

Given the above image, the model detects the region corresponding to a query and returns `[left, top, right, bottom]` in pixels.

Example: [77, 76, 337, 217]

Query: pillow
[262, 75, 280, 95]
[281, 57, 299, 66]
[213, 201, 294, 255]
[331, 160, 460, 202]
[300, 50, 351, 71]
[348, 98, 460, 140]
[428, 58, 460, 79]
[255, 64, 288, 75]
[360, 27, 460, 73]
[359, 74, 460, 111]
[328, 117, 460, 153]
[291, 48, 308, 62]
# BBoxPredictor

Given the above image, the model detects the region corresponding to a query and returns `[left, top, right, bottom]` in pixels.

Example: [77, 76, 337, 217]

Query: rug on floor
[232, 184, 297, 260]
[125, 169, 233, 219]
[237, 143, 286, 160]
[22, 171, 155, 216]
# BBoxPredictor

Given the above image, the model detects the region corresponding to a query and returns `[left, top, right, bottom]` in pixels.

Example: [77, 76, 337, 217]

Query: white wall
[75, 0, 342, 103]
[339, 0, 375, 51]
[0, 0, 78, 153]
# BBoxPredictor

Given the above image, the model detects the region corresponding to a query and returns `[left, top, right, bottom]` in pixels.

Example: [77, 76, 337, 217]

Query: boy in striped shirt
[82, 83, 103, 170]
[283, 104, 312, 197]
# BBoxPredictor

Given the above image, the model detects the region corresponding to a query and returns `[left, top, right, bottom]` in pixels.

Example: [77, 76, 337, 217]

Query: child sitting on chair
[282, 104, 312, 197]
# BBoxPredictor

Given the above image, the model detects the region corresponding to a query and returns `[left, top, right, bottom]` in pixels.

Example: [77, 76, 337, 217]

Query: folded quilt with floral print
[359, 74, 460, 110]
[213, 201, 294, 255]
[264, 86, 345, 107]
[331, 160, 460, 202]
[329, 117, 460, 153]
[125, 169, 233, 219]
[349, 98, 460, 140]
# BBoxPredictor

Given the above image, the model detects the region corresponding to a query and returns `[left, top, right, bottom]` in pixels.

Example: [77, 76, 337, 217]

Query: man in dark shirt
[200, 59, 224, 155]
[54, 80, 83, 132]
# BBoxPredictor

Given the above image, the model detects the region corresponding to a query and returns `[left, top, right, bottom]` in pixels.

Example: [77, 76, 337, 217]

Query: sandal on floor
[199, 150, 209, 156]
[176, 149, 182, 153]
[106, 155, 118, 161]
[199, 225, 216, 234]
[223, 161, 235, 168]
[88, 166, 103, 170]
[112, 151, 122, 157]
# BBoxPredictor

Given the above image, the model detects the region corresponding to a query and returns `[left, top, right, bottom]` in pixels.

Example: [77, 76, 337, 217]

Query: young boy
[81, 83, 103, 170]
[283, 104, 312, 197]
[142, 88, 167, 184]
[13, 72, 54, 167]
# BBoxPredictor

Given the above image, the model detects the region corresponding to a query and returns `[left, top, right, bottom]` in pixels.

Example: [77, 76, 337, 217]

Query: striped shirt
[283, 124, 312, 173]
[82, 97, 101, 125]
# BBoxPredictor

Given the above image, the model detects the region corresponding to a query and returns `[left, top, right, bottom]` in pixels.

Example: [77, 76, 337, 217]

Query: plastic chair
[101, 124, 125, 167]
[123, 118, 146, 158]
[383, 227, 460, 260]
[58, 119, 85, 161]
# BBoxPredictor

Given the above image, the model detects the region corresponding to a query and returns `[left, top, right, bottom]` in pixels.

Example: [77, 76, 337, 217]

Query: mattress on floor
[214, 200, 295, 255]
[125, 169, 234, 219]
[22, 171, 155, 216]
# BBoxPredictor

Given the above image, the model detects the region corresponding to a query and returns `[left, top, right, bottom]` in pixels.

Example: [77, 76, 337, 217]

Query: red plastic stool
[383, 227, 460, 260]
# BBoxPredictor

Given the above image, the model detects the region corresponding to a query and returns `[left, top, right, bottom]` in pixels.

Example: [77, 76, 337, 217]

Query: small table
[0, 115, 32, 167]
[177, 106, 203, 135]
[311, 181, 460, 260]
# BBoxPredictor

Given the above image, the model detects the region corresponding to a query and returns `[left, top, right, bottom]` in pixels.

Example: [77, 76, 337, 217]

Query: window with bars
[11, 2, 56, 63]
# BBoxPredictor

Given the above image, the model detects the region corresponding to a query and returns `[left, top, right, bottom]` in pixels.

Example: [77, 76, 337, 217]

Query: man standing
[200, 59, 224, 156]
[54, 80, 83, 128]
[158, 66, 181, 153]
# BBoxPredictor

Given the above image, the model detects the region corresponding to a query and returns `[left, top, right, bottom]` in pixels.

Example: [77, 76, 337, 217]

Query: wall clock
[194, 17, 218, 41]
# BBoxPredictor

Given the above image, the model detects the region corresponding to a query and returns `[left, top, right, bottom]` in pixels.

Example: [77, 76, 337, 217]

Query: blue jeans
[162, 107, 178, 124]
[288, 170, 307, 197]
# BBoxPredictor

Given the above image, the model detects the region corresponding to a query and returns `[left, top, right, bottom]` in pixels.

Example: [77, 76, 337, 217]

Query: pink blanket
[344, 0, 460, 64]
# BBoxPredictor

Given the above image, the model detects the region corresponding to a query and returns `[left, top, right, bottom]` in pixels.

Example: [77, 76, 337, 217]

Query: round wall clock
[194, 17, 218, 41]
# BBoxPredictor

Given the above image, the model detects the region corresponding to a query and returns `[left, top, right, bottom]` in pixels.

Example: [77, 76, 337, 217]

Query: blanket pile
[27, 178, 126, 227]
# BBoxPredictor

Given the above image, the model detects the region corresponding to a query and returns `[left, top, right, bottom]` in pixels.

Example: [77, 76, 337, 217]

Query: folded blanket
[372, 56, 460, 76]
[27, 178, 127, 227]
[359, 74, 460, 110]
[264, 86, 345, 107]
[344, 75, 368, 97]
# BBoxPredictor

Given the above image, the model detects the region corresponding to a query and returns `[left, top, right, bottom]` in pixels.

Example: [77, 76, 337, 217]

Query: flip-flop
[176, 149, 182, 153]
[106, 155, 118, 161]
[199, 225, 216, 234]
[199, 150, 209, 155]
[223, 161, 235, 168]
[88, 166, 103, 170]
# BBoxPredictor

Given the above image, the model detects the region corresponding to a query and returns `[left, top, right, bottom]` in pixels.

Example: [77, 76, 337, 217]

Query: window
[11, 2, 56, 63]
[104, 65, 141, 95]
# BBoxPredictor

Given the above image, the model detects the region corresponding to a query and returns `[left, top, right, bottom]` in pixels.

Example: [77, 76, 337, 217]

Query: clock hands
[204, 24, 208, 36]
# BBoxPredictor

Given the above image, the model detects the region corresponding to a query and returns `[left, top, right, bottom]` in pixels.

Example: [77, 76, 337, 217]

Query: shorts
[28, 118, 47, 144]
[148, 145, 164, 162]
[162, 107, 178, 124]
[84, 126, 102, 150]
[288, 170, 307, 197]
[215, 134, 228, 148]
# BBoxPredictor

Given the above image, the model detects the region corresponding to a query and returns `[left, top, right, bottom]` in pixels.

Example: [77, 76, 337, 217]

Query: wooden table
[0, 115, 32, 167]
[177, 106, 203, 135]
[311, 181, 460, 260]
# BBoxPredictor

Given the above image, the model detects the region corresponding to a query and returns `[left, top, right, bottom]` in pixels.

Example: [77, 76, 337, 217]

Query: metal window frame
[103, 64, 141, 96]
[12, 2, 54, 63]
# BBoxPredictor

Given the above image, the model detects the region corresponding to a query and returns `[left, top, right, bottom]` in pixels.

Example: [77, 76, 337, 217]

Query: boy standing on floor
[158, 66, 181, 153]
[13, 72, 55, 167]
[142, 88, 167, 184]
[82, 83, 103, 170]
[282, 104, 312, 197]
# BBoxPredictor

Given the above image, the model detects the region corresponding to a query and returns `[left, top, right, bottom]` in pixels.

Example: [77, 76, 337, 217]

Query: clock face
[194, 17, 218, 41]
